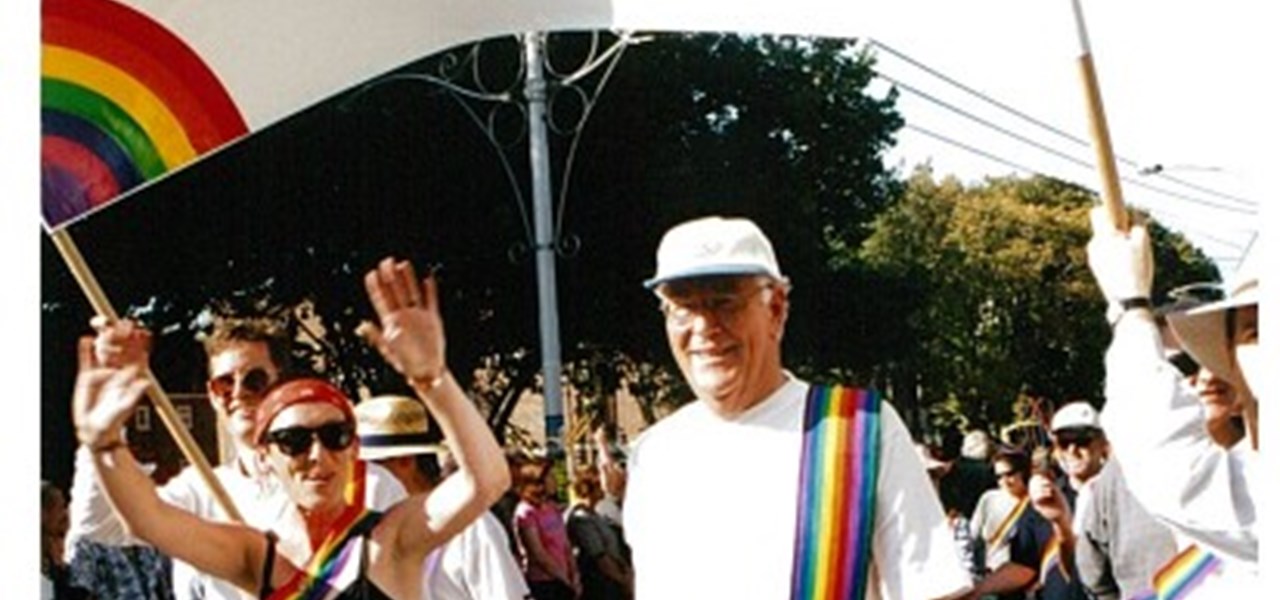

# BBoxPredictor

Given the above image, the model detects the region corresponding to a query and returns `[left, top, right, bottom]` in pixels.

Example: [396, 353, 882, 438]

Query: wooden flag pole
[49, 228, 244, 523]
[1070, 0, 1129, 230]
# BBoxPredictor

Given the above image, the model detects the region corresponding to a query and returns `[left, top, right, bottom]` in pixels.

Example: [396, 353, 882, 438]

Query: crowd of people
[42, 211, 1258, 598]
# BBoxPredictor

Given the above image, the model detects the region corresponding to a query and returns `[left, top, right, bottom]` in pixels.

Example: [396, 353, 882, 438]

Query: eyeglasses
[1054, 429, 1101, 450]
[660, 283, 772, 329]
[209, 367, 274, 398]
[263, 422, 355, 457]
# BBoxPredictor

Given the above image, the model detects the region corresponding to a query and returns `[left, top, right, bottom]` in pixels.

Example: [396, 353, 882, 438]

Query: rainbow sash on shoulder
[987, 497, 1029, 547]
[790, 384, 881, 600]
[1132, 544, 1221, 600]
[269, 461, 379, 600]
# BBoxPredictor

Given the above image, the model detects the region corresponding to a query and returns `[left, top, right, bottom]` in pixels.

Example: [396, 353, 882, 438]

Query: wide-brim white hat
[355, 395, 445, 461]
[1167, 260, 1259, 391]
[644, 216, 787, 289]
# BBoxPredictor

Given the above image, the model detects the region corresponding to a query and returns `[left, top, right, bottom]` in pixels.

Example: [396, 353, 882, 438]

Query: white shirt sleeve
[1100, 315, 1257, 565]
[871, 403, 972, 600]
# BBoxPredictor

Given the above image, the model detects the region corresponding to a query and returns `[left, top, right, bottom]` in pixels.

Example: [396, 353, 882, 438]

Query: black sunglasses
[209, 367, 274, 397]
[1054, 429, 1100, 449]
[263, 422, 355, 457]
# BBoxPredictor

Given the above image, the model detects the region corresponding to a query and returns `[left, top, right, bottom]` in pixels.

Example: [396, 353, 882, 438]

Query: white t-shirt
[623, 377, 971, 600]
[423, 511, 530, 600]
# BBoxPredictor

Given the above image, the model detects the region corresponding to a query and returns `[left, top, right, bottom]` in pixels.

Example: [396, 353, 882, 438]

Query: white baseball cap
[644, 216, 787, 289]
[1051, 401, 1103, 432]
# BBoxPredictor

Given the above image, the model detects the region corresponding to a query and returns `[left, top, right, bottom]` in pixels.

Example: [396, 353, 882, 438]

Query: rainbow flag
[790, 385, 881, 600]
[41, 0, 248, 229]
[268, 461, 376, 600]
[1149, 544, 1221, 600]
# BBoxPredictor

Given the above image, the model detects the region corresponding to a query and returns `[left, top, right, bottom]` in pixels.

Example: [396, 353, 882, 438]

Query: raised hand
[72, 336, 151, 450]
[1028, 472, 1071, 528]
[357, 257, 446, 383]
[1086, 206, 1153, 303]
[90, 316, 152, 369]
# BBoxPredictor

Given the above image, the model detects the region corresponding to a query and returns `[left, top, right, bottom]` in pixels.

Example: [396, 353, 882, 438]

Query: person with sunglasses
[65, 314, 410, 600]
[1086, 207, 1259, 595]
[71, 257, 510, 599]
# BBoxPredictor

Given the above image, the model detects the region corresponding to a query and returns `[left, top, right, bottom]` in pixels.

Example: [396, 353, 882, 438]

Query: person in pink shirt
[514, 458, 580, 599]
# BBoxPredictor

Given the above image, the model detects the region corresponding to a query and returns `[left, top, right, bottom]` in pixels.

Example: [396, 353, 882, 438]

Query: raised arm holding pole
[49, 227, 243, 524]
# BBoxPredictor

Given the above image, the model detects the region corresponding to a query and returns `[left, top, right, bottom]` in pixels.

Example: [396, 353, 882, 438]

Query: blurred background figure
[566, 465, 634, 599]
[513, 457, 579, 600]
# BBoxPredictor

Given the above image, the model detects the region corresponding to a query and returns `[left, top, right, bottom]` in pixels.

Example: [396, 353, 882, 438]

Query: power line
[866, 38, 1257, 210]
[900, 122, 1249, 253]
[881, 73, 1255, 216]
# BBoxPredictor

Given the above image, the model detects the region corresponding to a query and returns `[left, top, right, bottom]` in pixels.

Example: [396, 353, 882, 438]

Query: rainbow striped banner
[268, 461, 376, 600]
[1149, 544, 1221, 600]
[41, 0, 248, 229]
[790, 385, 881, 600]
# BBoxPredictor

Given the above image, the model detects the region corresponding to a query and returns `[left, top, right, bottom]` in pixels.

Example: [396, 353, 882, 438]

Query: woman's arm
[71, 335, 267, 593]
[359, 258, 510, 562]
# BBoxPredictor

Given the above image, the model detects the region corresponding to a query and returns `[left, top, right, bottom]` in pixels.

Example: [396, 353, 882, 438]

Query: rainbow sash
[789, 384, 881, 600]
[1038, 533, 1069, 587]
[987, 497, 1029, 547]
[269, 461, 378, 600]
[1134, 544, 1221, 600]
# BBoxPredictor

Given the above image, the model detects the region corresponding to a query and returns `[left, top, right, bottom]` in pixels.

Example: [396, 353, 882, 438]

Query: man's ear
[770, 286, 790, 340]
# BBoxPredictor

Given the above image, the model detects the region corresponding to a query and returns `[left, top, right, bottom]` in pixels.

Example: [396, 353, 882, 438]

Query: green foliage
[858, 168, 1221, 430]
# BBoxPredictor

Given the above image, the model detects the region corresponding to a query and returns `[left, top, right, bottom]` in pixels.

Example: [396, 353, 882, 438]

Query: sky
[6, 1, 1275, 591]
[857, 0, 1271, 281]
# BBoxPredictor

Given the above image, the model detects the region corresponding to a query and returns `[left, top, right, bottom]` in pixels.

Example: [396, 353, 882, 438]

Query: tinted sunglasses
[209, 367, 273, 397]
[263, 422, 355, 457]
[1054, 428, 1101, 449]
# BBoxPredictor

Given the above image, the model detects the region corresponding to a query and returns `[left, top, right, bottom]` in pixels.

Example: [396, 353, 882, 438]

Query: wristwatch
[1108, 297, 1152, 328]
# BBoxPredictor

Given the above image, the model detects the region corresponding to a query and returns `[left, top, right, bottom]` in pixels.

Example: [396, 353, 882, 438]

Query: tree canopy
[858, 167, 1220, 431]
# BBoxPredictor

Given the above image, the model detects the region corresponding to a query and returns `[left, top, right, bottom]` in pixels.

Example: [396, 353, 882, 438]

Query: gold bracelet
[89, 440, 127, 454]
[409, 369, 449, 394]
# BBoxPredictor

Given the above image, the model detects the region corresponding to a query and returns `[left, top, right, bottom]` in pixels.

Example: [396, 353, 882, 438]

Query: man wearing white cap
[355, 394, 531, 600]
[1085, 207, 1258, 594]
[623, 216, 972, 599]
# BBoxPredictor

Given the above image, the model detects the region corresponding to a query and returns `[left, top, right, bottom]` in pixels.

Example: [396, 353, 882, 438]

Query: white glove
[1086, 206, 1152, 303]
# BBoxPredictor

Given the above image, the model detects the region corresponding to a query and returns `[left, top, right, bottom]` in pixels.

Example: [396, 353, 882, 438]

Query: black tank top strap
[259, 530, 279, 599]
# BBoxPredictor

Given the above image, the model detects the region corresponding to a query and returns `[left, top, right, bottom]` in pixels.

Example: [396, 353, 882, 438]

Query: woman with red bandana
[72, 257, 509, 599]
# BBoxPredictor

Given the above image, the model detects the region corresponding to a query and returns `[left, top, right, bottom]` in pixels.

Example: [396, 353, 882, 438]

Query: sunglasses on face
[994, 470, 1020, 481]
[209, 367, 274, 398]
[1054, 429, 1100, 449]
[263, 422, 355, 457]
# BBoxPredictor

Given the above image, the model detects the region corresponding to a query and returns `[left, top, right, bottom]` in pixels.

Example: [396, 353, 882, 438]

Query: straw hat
[354, 395, 444, 461]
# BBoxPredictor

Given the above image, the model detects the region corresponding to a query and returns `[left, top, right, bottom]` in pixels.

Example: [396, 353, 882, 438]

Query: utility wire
[882, 74, 1255, 216]
[867, 38, 1257, 209]
[901, 122, 1248, 252]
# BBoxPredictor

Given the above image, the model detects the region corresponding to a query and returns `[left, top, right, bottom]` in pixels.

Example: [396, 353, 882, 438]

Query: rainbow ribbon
[1039, 533, 1069, 587]
[987, 497, 1029, 547]
[1148, 544, 1222, 600]
[790, 385, 881, 600]
[269, 461, 377, 600]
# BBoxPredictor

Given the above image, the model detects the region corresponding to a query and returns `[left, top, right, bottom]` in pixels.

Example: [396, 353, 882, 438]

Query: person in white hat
[623, 216, 972, 600]
[355, 394, 531, 600]
[1047, 401, 1108, 510]
[1085, 206, 1258, 594]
